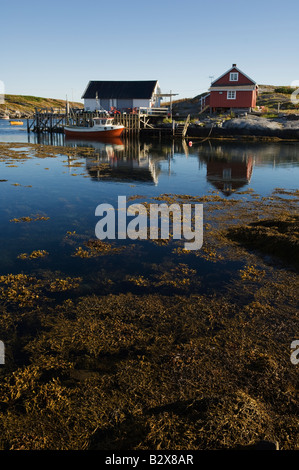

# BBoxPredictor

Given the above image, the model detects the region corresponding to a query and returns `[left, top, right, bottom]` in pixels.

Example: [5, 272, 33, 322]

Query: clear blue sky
[1, 0, 299, 103]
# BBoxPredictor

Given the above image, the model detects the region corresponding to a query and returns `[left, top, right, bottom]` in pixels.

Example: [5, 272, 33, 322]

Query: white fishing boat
[64, 116, 124, 139]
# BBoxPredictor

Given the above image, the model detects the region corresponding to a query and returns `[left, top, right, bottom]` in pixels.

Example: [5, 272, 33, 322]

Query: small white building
[82, 80, 162, 112]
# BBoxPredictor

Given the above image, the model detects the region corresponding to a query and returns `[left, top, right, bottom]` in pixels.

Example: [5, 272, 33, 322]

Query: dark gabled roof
[82, 80, 158, 99]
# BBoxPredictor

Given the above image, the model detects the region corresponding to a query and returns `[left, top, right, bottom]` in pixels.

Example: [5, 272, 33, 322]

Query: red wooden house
[208, 64, 258, 113]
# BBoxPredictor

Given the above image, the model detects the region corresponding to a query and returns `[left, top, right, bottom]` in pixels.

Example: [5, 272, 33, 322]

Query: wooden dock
[27, 107, 69, 134]
[27, 106, 171, 135]
[174, 114, 190, 138]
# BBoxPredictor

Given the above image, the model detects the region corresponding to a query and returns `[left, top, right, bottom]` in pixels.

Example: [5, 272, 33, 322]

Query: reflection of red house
[209, 64, 258, 112]
[206, 155, 254, 195]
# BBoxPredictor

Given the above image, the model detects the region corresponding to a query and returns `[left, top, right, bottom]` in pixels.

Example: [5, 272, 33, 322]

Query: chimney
[232, 63, 237, 67]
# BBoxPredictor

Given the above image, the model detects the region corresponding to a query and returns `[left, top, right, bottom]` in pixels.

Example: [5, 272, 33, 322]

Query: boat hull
[65, 136, 124, 147]
[64, 126, 124, 138]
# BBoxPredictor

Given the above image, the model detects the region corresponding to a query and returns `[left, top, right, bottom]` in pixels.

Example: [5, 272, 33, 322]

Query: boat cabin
[93, 117, 113, 126]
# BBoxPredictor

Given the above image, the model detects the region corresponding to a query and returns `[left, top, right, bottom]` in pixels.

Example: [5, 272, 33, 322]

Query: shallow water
[1, 120, 299, 451]
[0, 119, 298, 299]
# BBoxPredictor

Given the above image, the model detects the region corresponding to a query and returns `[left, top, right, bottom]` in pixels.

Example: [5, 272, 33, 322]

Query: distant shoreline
[2, 92, 299, 142]
[0, 94, 83, 118]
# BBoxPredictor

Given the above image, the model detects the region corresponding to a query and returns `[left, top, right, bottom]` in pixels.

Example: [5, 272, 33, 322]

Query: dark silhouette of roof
[82, 81, 158, 99]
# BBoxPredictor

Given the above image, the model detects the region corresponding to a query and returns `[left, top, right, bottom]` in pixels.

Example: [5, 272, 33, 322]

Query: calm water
[0, 119, 298, 296]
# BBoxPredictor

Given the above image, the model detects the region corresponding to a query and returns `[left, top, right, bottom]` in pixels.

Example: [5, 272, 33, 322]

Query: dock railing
[139, 107, 169, 116]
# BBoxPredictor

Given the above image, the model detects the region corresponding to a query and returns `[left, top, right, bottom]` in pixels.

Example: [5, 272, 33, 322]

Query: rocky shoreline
[0, 94, 83, 120]
[3, 105, 299, 141]
[0, 111, 32, 119]
[140, 114, 299, 141]
[186, 114, 299, 140]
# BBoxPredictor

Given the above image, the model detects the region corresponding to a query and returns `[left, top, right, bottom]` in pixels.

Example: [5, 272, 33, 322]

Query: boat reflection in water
[64, 136, 165, 185]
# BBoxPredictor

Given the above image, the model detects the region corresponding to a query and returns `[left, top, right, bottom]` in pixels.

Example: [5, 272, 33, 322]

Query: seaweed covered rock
[226, 216, 299, 269]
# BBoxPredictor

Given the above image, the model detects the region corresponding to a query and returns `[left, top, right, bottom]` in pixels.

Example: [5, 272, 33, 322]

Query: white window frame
[230, 72, 239, 81]
[223, 168, 231, 180]
[227, 90, 236, 100]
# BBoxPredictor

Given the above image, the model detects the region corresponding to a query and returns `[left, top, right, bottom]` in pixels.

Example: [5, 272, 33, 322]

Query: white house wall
[153, 82, 161, 107]
[85, 98, 153, 111]
[132, 99, 152, 108]
[84, 99, 118, 111]
[84, 99, 99, 111]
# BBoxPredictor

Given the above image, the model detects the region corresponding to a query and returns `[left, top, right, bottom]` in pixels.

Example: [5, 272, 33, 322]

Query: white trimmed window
[223, 168, 231, 180]
[230, 72, 238, 81]
[227, 90, 236, 100]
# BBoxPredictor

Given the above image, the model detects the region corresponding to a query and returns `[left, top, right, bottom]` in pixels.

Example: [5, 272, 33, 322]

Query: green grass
[274, 87, 296, 95]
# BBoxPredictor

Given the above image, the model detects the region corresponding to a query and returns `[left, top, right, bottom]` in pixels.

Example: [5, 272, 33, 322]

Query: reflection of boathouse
[65, 138, 166, 185]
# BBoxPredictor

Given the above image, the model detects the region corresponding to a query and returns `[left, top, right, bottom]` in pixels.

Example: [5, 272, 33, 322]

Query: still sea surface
[0, 119, 298, 298]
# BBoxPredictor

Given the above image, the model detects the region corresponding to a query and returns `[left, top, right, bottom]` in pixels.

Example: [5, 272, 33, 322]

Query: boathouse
[209, 64, 258, 113]
[82, 80, 162, 113]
